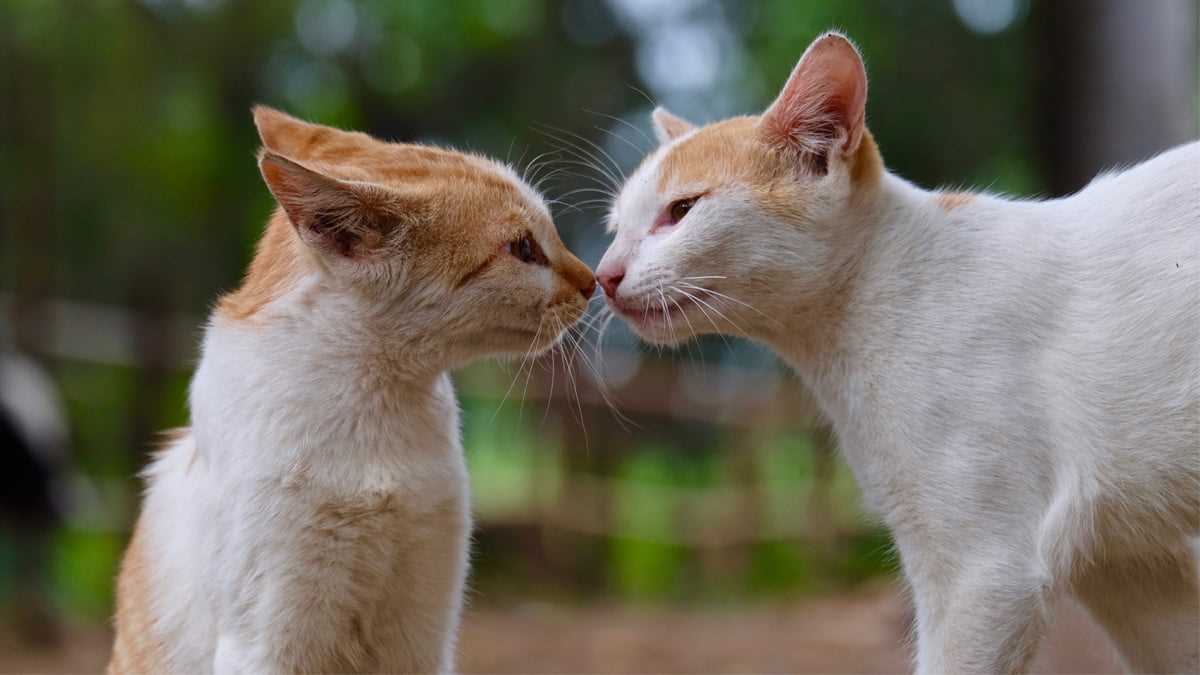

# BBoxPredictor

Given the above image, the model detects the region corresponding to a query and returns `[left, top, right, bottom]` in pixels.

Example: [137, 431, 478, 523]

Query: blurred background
[0, 0, 1196, 672]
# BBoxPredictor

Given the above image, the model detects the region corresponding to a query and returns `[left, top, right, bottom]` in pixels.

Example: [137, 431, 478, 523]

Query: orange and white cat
[599, 33, 1198, 674]
[109, 107, 595, 674]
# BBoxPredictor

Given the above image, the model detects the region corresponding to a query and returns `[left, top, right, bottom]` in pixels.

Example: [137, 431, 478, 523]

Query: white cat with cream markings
[598, 32, 1199, 674]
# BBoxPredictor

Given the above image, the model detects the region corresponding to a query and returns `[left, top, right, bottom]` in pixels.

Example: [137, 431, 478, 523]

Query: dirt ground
[1, 583, 1124, 673]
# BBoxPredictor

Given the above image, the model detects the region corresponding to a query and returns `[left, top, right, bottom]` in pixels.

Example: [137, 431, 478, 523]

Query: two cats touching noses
[108, 31, 1198, 675]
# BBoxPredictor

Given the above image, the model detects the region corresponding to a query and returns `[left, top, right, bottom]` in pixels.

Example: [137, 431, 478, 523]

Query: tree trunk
[1035, 0, 1198, 195]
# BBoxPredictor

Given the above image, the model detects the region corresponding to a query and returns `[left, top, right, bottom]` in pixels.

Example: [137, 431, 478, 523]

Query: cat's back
[1067, 140, 1199, 250]
[1056, 140, 1200, 379]
[1043, 142, 1199, 507]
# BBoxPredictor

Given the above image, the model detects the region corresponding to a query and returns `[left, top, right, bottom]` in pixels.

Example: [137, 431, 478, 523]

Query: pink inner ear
[759, 34, 867, 161]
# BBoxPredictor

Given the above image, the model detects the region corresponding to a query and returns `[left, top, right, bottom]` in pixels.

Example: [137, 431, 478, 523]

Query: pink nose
[598, 270, 625, 298]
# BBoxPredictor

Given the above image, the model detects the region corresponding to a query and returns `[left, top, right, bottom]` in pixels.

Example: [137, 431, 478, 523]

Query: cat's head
[598, 33, 881, 348]
[219, 107, 595, 371]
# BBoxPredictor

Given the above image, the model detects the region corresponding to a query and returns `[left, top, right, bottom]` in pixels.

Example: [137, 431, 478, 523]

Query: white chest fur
[137, 319, 471, 674]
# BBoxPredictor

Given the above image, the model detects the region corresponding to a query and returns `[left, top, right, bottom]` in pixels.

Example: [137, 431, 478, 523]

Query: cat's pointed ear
[651, 107, 696, 145]
[258, 151, 407, 260]
[758, 32, 867, 172]
[253, 105, 354, 159]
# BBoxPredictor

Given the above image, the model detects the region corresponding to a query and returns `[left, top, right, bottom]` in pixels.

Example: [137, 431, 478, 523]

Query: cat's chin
[630, 323, 693, 347]
[608, 299, 695, 346]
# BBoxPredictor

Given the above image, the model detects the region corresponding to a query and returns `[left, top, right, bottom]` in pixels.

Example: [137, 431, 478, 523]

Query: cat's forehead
[612, 116, 768, 232]
[345, 143, 552, 232]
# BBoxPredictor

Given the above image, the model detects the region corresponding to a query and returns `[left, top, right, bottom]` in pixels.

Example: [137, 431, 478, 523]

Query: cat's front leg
[902, 542, 1050, 675]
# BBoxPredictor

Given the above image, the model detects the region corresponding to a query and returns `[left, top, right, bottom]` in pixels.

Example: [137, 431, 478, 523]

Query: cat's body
[599, 34, 1198, 674]
[110, 108, 594, 674]
[790, 144, 1199, 674]
[113, 338, 469, 674]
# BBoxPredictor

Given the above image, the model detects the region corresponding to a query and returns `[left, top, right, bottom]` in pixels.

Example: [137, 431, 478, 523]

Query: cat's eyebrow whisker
[543, 198, 586, 216]
[536, 123, 628, 187]
[566, 200, 616, 212]
[592, 123, 648, 160]
[583, 108, 655, 151]
[536, 132, 623, 193]
[545, 172, 619, 202]
[523, 149, 563, 187]
[566, 195, 617, 207]
[555, 186, 618, 201]
[626, 82, 659, 109]
[532, 166, 574, 196]
[548, 174, 618, 200]
[542, 159, 621, 195]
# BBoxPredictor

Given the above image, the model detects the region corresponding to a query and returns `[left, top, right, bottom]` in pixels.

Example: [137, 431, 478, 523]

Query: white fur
[134, 158, 585, 672]
[140, 289, 471, 673]
[603, 135, 1200, 673]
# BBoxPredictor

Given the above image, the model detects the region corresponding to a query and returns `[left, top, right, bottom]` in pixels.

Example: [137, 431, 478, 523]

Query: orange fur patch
[936, 191, 976, 212]
[657, 117, 884, 196]
[216, 108, 594, 322]
[215, 211, 307, 321]
[850, 130, 883, 186]
[108, 518, 167, 674]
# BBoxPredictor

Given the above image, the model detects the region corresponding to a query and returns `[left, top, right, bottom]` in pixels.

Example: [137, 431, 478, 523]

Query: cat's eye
[669, 197, 697, 223]
[508, 232, 548, 266]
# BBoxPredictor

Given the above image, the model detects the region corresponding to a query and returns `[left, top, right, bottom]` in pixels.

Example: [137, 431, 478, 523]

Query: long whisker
[536, 130, 623, 194]
[665, 292, 704, 368]
[626, 83, 659, 109]
[523, 149, 561, 187]
[592, 123, 647, 160]
[537, 123, 627, 186]
[491, 318, 545, 423]
[584, 108, 655, 150]
[677, 288, 750, 337]
[540, 339, 557, 426]
[677, 282, 780, 327]
[554, 186, 618, 201]
[656, 286, 676, 341]
[540, 158, 619, 192]
[559, 315, 635, 431]
[554, 317, 590, 452]
[674, 287, 737, 353]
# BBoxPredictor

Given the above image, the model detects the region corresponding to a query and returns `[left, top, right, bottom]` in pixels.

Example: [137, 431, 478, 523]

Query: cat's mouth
[608, 289, 711, 333]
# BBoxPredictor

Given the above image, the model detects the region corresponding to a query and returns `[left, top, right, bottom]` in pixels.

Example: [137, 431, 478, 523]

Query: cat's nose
[580, 276, 597, 300]
[598, 270, 624, 299]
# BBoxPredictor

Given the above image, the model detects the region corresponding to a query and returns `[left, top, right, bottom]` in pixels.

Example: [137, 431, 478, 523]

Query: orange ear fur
[258, 152, 406, 259]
